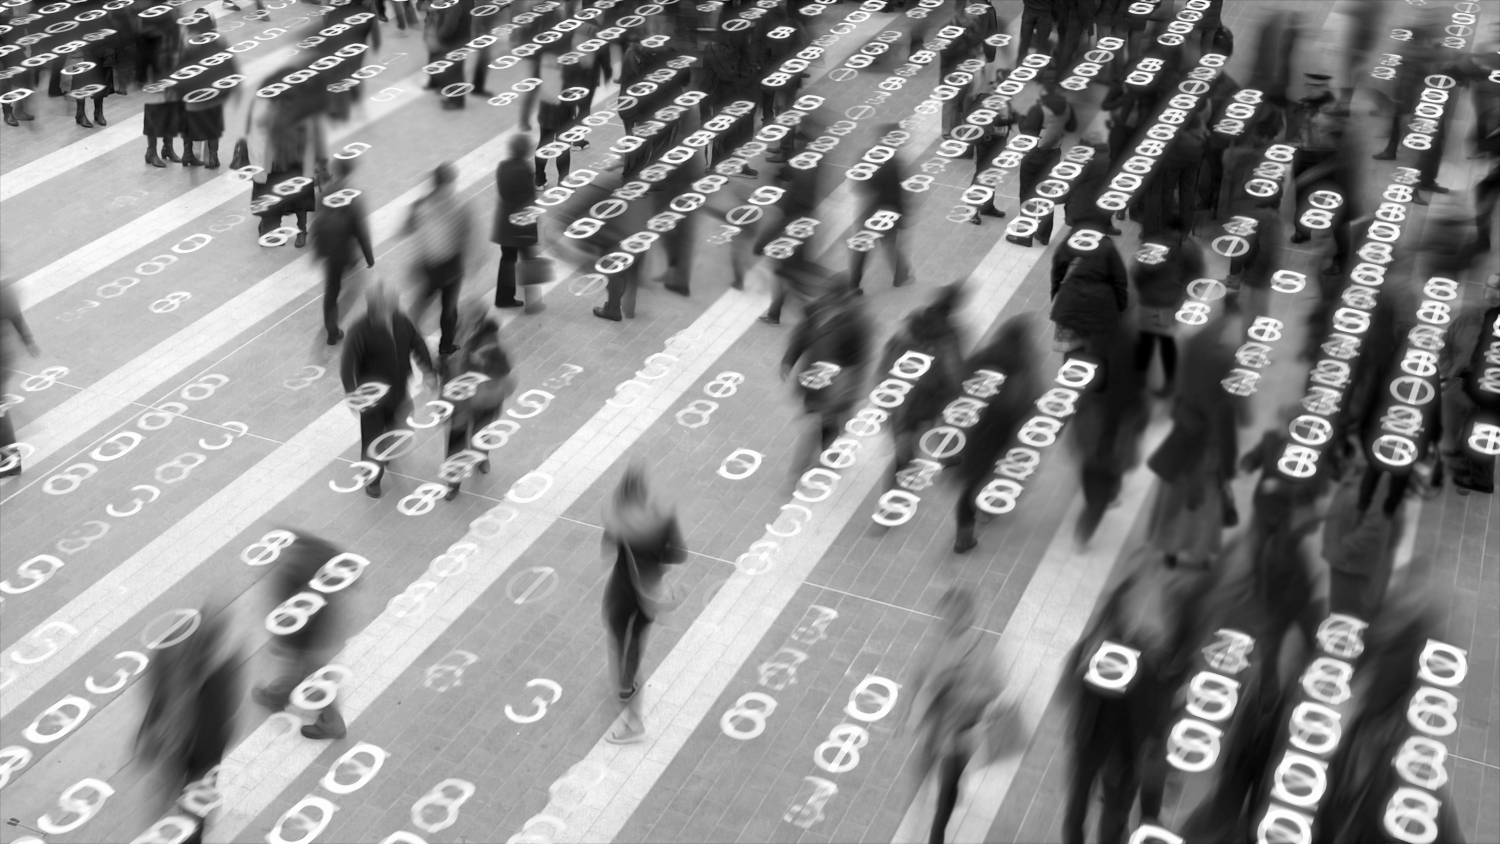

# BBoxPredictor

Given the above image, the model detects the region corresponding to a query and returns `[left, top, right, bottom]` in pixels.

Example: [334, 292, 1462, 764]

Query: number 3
[505, 679, 562, 724]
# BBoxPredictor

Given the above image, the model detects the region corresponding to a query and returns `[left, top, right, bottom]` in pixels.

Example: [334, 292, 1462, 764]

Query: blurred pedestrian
[782, 285, 873, 472]
[601, 465, 687, 744]
[340, 282, 437, 498]
[251, 532, 349, 740]
[136, 611, 240, 844]
[882, 286, 966, 490]
[439, 306, 515, 500]
[1049, 227, 1128, 356]
[1144, 321, 1239, 568]
[311, 158, 376, 345]
[405, 162, 473, 356]
[953, 312, 1045, 553]
[0, 278, 40, 479]
[848, 125, 911, 291]
[1070, 319, 1148, 544]
[907, 586, 1012, 844]
[1130, 226, 1203, 396]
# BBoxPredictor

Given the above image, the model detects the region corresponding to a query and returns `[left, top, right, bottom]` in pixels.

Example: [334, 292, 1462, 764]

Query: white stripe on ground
[10, 75, 423, 311]
[205, 287, 771, 842]
[510, 184, 1054, 844]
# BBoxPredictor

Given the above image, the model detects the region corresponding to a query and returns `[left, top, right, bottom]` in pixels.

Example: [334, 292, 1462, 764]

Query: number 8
[323, 188, 361, 208]
[1299, 209, 1334, 230]
[398, 482, 449, 516]
[44, 463, 99, 496]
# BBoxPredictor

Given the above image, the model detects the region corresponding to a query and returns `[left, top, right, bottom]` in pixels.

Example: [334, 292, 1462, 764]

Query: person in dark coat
[1070, 317, 1148, 544]
[1144, 320, 1239, 568]
[424, 0, 472, 110]
[0, 279, 40, 479]
[1060, 557, 1208, 844]
[953, 312, 1045, 553]
[250, 532, 348, 740]
[249, 81, 326, 244]
[1130, 227, 1203, 395]
[1449, 273, 1499, 494]
[881, 286, 966, 491]
[492, 133, 540, 311]
[405, 162, 473, 356]
[600, 465, 686, 744]
[1015, 0, 1054, 58]
[137, 2, 184, 167]
[652, 151, 702, 296]
[1321, 470, 1398, 620]
[745, 155, 821, 321]
[848, 126, 911, 292]
[136, 610, 240, 844]
[173, 15, 238, 167]
[339, 282, 436, 498]
[311, 158, 375, 346]
[1010, 81, 1071, 247]
[533, 53, 576, 188]
[1050, 229, 1129, 355]
[1062, 132, 1115, 234]
[782, 284, 874, 471]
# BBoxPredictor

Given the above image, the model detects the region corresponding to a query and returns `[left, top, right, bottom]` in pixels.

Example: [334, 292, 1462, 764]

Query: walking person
[1009, 78, 1072, 247]
[405, 163, 473, 357]
[782, 284, 873, 472]
[1049, 227, 1129, 356]
[952, 313, 1045, 553]
[251, 532, 350, 740]
[847, 125, 912, 292]
[600, 465, 687, 744]
[439, 307, 515, 500]
[1130, 227, 1203, 396]
[311, 158, 376, 345]
[881, 287, 965, 490]
[340, 282, 437, 498]
[135, 611, 240, 844]
[247, 78, 327, 246]
[492, 134, 543, 312]
[0, 278, 40, 478]
[907, 587, 1013, 844]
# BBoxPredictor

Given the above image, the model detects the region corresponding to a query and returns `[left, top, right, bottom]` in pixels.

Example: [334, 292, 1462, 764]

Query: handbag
[519, 255, 555, 287]
[623, 539, 684, 621]
[229, 138, 250, 171]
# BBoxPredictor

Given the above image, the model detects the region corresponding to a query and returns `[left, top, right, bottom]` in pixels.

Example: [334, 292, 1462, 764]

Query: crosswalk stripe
[0, 42, 298, 205]
[11, 76, 424, 311]
[525, 177, 1054, 844]
[205, 287, 772, 842]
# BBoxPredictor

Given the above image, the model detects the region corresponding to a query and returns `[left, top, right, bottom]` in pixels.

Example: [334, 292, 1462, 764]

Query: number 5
[505, 679, 562, 723]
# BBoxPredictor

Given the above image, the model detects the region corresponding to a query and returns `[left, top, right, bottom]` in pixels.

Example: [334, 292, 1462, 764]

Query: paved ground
[0, 1, 1495, 842]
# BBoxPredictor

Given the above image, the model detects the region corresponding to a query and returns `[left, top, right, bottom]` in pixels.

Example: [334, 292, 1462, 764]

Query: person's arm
[1108, 248, 1129, 311]
[353, 200, 375, 267]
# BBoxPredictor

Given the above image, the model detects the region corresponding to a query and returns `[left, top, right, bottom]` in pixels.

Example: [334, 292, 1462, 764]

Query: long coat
[492, 158, 539, 247]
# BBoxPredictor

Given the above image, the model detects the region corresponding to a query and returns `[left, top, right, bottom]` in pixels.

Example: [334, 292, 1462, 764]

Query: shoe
[1372, 151, 1396, 161]
[971, 214, 982, 225]
[495, 298, 524, 308]
[1322, 262, 1343, 276]
[444, 484, 459, 501]
[300, 723, 347, 740]
[76, 112, 94, 128]
[758, 313, 779, 325]
[0, 462, 20, 479]
[204, 147, 219, 169]
[1103, 225, 1122, 235]
[766, 154, 788, 163]
[469, 89, 495, 97]
[980, 206, 1006, 218]
[851, 288, 864, 295]
[327, 328, 343, 345]
[478, 458, 489, 474]
[1419, 183, 1449, 194]
[954, 533, 977, 554]
[893, 277, 910, 288]
[441, 100, 465, 110]
[1290, 232, 1310, 244]
[571, 140, 590, 150]
[731, 278, 744, 290]
[4, 112, 16, 127]
[1037, 233, 1050, 246]
[738, 166, 758, 177]
[605, 723, 646, 745]
[664, 284, 689, 297]
[365, 482, 382, 498]
[294, 231, 307, 248]
[161, 145, 180, 163]
[593, 306, 621, 321]
[535, 179, 547, 189]
[93, 109, 106, 126]
[146, 150, 167, 168]
[182, 151, 202, 167]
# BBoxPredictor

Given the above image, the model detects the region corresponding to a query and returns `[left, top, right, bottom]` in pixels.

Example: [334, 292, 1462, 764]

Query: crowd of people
[3, 0, 1498, 841]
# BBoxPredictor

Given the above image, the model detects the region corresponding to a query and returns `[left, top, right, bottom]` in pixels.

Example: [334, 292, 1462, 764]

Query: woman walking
[600, 465, 686, 744]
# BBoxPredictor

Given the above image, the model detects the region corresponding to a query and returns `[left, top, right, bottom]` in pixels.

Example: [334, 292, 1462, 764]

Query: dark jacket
[880, 309, 965, 433]
[1053, 258, 1126, 338]
[339, 310, 434, 407]
[784, 297, 873, 416]
[955, 316, 1044, 485]
[492, 158, 539, 247]
[311, 196, 375, 266]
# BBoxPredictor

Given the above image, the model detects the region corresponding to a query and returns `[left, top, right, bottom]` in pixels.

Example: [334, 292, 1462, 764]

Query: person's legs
[438, 277, 460, 355]
[496, 245, 521, 306]
[954, 478, 981, 552]
[887, 226, 911, 285]
[359, 403, 397, 492]
[322, 259, 345, 343]
[1061, 729, 1104, 844]
[847, 244, 868, 292]
[929, 749, 970, 844]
